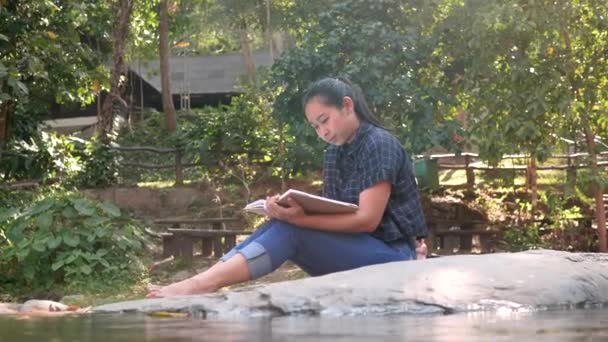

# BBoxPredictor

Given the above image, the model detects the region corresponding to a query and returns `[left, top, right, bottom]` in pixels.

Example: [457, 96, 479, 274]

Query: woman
[147, 77, 427, 298]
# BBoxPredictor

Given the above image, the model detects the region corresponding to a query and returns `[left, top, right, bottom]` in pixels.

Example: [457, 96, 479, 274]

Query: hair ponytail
[302, 77, 384, 128]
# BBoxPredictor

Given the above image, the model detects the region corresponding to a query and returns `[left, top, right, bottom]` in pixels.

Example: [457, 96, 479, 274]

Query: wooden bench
[154, 217, 253, 265]
[426, 218, 500, 254]
[431, 228, 500, 254]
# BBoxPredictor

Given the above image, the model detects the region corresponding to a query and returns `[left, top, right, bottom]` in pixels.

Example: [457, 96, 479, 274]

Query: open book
[244, 189, 359, 216]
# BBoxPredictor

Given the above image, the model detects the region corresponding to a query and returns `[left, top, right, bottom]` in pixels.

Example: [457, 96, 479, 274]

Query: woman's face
[304, 97, 360, 145]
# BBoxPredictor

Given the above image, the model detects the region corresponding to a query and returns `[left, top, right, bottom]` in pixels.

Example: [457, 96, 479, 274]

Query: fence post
[465, 154, 475, 192]
[566, 154, 577, 190]
[175, 148, 183, 185]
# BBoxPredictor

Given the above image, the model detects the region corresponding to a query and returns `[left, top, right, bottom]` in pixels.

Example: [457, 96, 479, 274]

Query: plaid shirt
[322, 122, 427, 242]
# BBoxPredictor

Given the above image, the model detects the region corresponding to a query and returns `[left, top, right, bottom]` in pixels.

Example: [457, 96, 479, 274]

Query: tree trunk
[0, 100, 9, 153]
[526, 157, 538, 211]
[584, 129, 607, 252]
[159, 0, 177, 132]
[239, 20, 256, 85]
[266, 0, 274, 62]
[98, 0, 135, 142]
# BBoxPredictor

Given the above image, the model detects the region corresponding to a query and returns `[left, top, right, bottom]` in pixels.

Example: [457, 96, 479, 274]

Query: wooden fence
[112, 146, 190, 185]
[415, 151, 608, 190]
[110, 144, 608, 187]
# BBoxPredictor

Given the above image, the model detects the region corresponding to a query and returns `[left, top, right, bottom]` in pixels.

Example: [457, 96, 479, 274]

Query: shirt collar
[341, 121, 373, 156]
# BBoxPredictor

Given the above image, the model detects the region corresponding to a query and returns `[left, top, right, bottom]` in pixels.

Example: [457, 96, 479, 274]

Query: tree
[219, 0, 266, 84]
[433, 0, 607, 251]
[98, 0, 136, 141]
[1, 1, 112, 148]
[269, 0, 458, 174]
[554, 0, 608, 252]
[159, 0, 177, 132]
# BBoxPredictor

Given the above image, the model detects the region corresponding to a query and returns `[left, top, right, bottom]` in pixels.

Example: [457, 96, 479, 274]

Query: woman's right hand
[265, 195, 306, 223]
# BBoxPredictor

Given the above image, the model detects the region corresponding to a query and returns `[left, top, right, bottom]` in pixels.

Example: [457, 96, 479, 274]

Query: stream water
[1, 307, 607, 341]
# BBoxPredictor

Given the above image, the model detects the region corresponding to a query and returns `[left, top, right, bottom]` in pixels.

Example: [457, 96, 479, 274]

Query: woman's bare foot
[147, 284, 163, 292]
[146, 276, 217, 298]
[146, 254, 251, 298]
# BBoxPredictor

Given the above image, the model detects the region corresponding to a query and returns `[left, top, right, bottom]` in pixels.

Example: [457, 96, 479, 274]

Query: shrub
[0, 189, 148, 294]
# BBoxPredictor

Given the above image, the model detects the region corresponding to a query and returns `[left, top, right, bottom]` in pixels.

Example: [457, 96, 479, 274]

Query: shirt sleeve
[358, 136, 403, 191]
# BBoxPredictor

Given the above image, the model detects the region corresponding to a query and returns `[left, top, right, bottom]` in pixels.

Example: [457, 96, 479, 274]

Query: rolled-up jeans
[220, 219, 415, 279]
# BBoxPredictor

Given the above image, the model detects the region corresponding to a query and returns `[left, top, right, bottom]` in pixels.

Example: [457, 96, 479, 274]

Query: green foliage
[433, 0, 608, 165]
[501, 224, 545, 252]
[0, 131, 81, 181]
[576, 168, 608, 197]
[74, 137, 120, 188]
[500, 191, 596, 252]
[269, 0, 463, 173]
[0, 1, 114, 134]
[0, 190, 147, 294]
[181, 84, 280, 168]
[117, 80, 281, 185]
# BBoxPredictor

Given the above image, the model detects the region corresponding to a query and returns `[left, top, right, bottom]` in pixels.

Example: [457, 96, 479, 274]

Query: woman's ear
[342, 96, 355, 115]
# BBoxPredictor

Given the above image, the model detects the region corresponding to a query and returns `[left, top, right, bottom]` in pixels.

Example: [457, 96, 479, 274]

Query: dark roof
[130, 50, 272, 95]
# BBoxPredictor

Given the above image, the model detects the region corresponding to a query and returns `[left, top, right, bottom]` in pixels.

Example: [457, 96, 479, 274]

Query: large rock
[94, 250, 608, 317]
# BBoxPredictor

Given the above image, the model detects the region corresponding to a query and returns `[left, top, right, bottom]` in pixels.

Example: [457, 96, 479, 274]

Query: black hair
[302, 77, 384, 127]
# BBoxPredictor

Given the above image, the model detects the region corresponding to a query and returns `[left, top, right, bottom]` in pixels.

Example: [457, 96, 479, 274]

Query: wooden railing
[415, 151, 608, 190]
[112, 146, 608, 188]
[111, 146, 268, 185]
[111, 146, 193, 185]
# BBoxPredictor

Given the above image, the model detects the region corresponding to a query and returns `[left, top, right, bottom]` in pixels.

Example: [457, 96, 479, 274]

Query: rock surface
[94, 250, 608, 318]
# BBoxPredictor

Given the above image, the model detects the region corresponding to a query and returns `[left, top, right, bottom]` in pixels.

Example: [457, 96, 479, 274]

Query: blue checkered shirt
[322, 122, 427, 242]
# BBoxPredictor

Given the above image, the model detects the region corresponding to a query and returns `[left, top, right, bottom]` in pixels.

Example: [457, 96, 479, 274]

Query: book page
[244, 199, 268, 216]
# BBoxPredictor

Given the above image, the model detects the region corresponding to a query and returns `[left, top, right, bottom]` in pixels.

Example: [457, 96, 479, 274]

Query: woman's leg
[147, 220, 413, 297]
[146, 221, 276, 298]
[146, 253, 251, 297]
[254, 220, 414, 276]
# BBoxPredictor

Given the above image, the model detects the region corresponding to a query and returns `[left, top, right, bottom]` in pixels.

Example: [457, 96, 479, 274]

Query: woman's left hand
[265, 195, 305, 222]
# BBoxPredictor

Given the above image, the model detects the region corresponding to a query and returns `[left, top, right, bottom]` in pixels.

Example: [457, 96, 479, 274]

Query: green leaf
[17, 239, 31, 249]
[63, 252, 79, 265]
[62, 233, 80, 247]
[96, 228, 109, 238]
[98, 258, 110, 268]
[17, 248, 29, 262]
[0, 207, 20, 224]
[83, 216, 108, 227]
[29, 201, 54, 216]
[62, 206, 78, 219]
[79, 264, 92, 275]
[47, 235, 62, 249]
[71, 198, 96, 216]
[99, 202, 121, 217]
[23, 267, 35, 280]
[51, 260, 64, 271]
[32, 240, 47, 252]
[51, 260, 65, 271]
[0, 63, 7, 78]
[37, 212, 54, 230]
[96, 249, 109, 258]
[6, 220, 26, 243]
[15, 81, 28, 95]
[0, 33, 8, 42]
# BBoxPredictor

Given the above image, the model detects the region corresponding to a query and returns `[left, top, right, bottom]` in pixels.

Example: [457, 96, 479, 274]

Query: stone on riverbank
[93, 250, 608, 318]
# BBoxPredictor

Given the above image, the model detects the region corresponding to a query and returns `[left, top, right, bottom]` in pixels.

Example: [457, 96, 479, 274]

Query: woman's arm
[265, 180, 391, 233]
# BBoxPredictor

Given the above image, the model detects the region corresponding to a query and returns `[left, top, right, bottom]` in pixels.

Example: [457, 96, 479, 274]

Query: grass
[438, 169, 572, 188]
[136, 179, 198, 188]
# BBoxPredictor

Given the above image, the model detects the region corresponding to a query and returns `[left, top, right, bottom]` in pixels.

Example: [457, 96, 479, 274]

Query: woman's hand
[265, 195, 305, 223]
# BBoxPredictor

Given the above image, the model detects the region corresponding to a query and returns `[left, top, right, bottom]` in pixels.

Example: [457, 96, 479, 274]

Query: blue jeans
[221, 219, 415, 279]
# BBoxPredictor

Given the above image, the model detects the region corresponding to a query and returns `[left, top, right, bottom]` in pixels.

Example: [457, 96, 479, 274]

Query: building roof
[131, 50, 272, 95]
